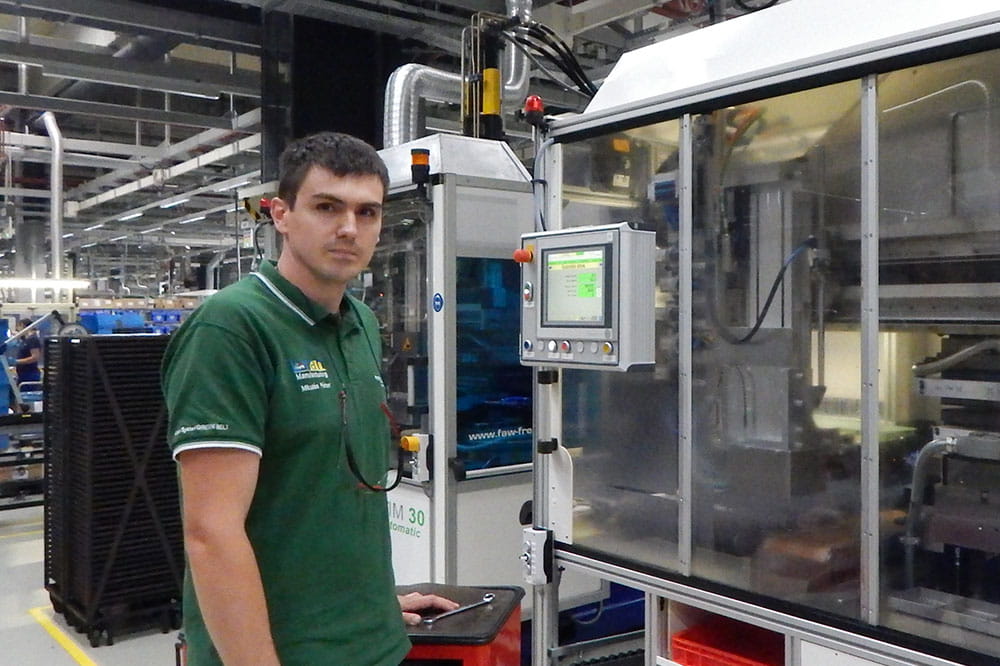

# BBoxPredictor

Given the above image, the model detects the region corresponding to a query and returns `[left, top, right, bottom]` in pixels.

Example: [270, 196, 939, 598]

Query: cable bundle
[498, 20, 598, 99]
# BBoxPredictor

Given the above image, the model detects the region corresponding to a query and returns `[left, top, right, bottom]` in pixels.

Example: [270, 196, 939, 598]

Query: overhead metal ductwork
[501, 0, 532, 108]
[383, 0, 532, 147]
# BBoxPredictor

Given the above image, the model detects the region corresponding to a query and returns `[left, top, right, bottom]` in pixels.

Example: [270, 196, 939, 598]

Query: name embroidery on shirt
[291, 359, 333, 392]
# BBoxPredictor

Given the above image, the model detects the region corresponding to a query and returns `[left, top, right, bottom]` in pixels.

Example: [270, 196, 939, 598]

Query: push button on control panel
[559, 340, 571, 353]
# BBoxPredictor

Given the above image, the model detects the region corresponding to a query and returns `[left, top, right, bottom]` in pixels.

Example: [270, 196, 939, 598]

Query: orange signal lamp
[410, 148, 431, 186]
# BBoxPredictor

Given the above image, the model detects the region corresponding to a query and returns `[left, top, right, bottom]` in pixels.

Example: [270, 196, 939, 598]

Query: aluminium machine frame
[526, 2, 1000, 665]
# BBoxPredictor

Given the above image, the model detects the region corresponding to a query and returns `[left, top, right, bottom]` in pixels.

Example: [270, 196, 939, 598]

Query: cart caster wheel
[88, 630, 102, 647]
[170, 609, 183, 630]
[48, 595, 65, 615]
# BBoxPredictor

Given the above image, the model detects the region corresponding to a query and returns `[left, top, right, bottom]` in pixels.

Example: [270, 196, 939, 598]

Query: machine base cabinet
[651, 597, 962, 666]
[798, 643, 884, 666]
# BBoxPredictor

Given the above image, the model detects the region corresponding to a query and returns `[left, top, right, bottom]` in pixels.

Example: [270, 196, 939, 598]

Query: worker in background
[14, 317, 41, 384]
[162, 132, 458, 665]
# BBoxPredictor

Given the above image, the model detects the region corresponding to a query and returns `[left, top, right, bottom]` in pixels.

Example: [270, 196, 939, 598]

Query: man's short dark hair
[18, 318, 31, 328]
[277, 132, 389, 208]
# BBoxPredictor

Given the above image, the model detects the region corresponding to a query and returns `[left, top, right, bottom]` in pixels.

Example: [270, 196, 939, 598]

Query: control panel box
[518, 222, 655, 371]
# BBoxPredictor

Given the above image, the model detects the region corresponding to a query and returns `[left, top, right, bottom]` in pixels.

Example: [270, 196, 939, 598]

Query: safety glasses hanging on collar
[339, 389, 404, 493]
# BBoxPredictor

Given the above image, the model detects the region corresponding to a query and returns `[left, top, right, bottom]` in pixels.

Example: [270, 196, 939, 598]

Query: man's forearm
[187, 534, 281, 666]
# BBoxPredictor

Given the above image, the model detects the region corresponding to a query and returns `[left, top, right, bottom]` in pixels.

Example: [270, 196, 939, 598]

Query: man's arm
[179, 447, 280, 666]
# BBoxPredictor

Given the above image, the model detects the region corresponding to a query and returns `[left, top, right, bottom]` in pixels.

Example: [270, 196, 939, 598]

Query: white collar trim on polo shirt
[251, 271, 315, 326]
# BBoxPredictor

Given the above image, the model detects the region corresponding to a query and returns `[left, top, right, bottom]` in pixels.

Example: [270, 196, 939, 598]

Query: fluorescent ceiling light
[81, 242, 97, 248]
[84, 223, 105, 231]
[119, 211, 143, 221]
[62, 232, 74, 238]
[179, 215, 206, 225]
[160, 198, 190, 208]
[0, 278, 91, 290]
[140, 227, 163, 234]
[109, 235, 128, 241]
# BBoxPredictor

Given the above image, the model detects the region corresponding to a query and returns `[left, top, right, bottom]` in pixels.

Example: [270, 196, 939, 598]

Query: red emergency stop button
[513, 247, 534, 263]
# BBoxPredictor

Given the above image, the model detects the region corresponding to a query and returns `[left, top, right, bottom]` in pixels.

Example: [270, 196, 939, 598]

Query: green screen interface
[543, 246, 607, 326]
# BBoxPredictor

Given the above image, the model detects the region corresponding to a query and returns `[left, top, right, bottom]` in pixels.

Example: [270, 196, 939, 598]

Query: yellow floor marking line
[29, 606, 98, 666]
[0, 528, 43, 540]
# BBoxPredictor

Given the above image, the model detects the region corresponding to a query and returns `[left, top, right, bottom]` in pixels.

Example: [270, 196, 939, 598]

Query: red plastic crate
[671, 616, 784, 666]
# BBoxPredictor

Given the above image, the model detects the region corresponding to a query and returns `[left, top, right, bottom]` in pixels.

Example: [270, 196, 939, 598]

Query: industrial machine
[523, 2, 1000, 665]
[370, 134, 602, 611]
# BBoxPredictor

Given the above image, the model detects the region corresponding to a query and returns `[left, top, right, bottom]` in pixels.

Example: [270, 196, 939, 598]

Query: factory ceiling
[0, 0, 774, 295]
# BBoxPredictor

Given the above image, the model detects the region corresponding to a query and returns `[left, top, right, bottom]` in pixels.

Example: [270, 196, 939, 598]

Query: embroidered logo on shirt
[174, 422, 230, 437]
[291, 359, 332, 392]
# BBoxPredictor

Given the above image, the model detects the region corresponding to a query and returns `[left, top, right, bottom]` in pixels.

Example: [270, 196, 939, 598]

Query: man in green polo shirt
[162, 132, 457, 665]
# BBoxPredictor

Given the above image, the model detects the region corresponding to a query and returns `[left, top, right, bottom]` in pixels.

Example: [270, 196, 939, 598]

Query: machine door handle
[448, 456, 466, 482]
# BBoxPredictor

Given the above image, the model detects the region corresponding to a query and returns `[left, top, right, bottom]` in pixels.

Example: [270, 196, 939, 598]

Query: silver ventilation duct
[502, 0, 531, 108]
[42, 111, 63, 280]
[383, 0, 531, 148]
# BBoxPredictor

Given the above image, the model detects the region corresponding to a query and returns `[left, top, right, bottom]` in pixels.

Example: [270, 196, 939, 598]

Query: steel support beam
[0, 91, 235, 128]
[73, 135, 262, 213]
[0, 132, 162, 158]
[66, 108, 261, 199]
[7, 148, 137, 170]
[0, 41, 259, 98]
[0, 0, 261, 54]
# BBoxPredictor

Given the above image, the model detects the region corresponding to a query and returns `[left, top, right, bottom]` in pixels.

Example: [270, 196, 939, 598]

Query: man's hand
[398, 592, 461, 626]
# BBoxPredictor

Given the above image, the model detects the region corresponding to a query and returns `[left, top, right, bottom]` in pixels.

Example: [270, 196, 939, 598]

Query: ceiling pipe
[383, 0, 532, 148]
[27, 34, 184, 134]
[41, 110, 63, 279]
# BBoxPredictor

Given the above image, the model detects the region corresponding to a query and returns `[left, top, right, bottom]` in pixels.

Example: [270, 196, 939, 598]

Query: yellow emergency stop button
[400, 435, 420, 452]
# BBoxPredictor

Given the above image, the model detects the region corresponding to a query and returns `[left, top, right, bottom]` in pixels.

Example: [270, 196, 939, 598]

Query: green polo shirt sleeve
[162, 297, 271, 458]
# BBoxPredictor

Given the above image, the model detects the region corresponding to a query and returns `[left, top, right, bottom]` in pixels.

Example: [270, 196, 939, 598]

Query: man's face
[271, 166, 384, 289]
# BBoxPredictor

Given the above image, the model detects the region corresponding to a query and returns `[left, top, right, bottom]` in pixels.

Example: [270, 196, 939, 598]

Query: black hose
[723, 235, 817, 344]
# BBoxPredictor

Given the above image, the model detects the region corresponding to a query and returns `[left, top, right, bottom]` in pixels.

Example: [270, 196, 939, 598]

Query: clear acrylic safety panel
[559, 119, 682, 570]
[689, 80, 863, 618]
[876, 48, 1000, 661]
[355, 199, 430, 434]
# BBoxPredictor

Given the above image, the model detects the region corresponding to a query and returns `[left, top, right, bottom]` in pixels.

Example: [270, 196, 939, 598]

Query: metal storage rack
[44, 334, 183, 647]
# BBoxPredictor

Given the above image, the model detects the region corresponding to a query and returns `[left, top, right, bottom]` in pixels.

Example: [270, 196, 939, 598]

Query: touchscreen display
[542, 245, 609, 327]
